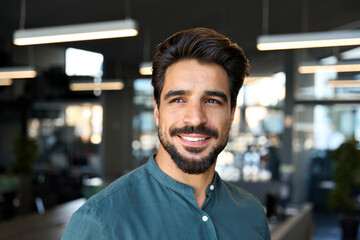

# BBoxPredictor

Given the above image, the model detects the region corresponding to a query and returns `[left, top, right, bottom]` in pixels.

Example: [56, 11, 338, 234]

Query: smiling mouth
[170, 125, 219, 139]
[180, 136, 208, 142]
[178, 135, 209, 153]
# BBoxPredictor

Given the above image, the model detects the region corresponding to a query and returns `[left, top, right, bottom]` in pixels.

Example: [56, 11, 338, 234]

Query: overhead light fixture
[327, 80, 360, 88]
[298, 62, 360, 74]
[0, 66, 37, 79]
[13, 19, 138, 46]
[69, 81, 124, 91]
[0, 79, 13, 86]
[139, 62, 152, 75]
[257, 30, 360, 51]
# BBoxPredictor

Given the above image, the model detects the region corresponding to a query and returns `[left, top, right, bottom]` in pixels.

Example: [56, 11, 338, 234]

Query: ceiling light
[13, 19, 138, 46]
[0, 79, 13, 86]
[257, 30, 360, 51]
[327, 80, 360, 88]
[0, 67, 37, 79]
[139, 62, 152, 75]
[298, 62, 360, 74]
[69, 81, 124, 91]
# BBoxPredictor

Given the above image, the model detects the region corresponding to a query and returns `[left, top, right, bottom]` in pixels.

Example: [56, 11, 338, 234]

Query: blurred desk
[0, 198, 85, 240]
[271, 203, 314, 240]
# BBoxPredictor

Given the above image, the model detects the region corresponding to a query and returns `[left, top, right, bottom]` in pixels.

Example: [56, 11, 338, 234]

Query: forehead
[162, 59, 230, 96]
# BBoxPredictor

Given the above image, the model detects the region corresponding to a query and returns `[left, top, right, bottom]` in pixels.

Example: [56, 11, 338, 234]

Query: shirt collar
[146, 155, 218, 200]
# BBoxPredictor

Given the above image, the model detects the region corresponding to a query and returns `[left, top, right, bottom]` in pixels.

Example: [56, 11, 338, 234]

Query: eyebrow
[164, 90, 191, 100]
[163, 90, 228, 102]
[205, 90, 228, 103]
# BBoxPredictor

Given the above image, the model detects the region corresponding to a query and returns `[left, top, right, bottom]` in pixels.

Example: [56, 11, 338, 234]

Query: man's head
[152, 27, 250, 109]
[152, 28, 249, 175]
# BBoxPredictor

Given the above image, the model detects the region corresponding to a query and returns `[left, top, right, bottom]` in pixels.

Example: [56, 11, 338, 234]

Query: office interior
[0, 0, 360, 239]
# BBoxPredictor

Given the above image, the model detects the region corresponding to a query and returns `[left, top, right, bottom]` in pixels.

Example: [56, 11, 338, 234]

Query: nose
[183, 101, 207, 126]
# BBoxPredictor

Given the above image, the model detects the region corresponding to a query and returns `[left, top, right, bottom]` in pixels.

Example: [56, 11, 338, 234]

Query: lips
[177, 134, 212, 149]
[170, 125, 218, 148]
[170, 125, 219, 139]
[180, 136, 206, 142]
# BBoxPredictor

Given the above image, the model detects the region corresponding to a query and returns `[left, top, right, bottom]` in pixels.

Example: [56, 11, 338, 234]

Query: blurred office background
[0, 0, 360, 239]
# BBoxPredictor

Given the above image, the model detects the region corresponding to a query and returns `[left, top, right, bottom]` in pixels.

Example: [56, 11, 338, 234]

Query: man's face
[154, 59, 235, 174]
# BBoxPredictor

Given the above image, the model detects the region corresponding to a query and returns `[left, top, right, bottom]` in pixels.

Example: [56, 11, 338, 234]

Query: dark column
[101, 61, 138, 180]
[101, 82, 134, 180]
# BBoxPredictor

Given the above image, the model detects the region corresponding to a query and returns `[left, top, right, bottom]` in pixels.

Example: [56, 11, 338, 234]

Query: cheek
[209, 111, 232, 126]
[222, 120, 232, 132]
[161, 107, 183, 122]
[157, 110, 171, 128]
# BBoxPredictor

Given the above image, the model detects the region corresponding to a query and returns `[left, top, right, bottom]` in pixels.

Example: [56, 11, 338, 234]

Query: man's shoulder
[81, 163, 149, 210]
[217, 180, 267, 222]
[62, 163, 153, 239]
[220, 180, 264, 207]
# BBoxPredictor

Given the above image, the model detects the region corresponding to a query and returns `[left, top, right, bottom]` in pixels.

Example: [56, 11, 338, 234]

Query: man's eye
[170, 98, 184, 103]
[207, 99, 220, 104]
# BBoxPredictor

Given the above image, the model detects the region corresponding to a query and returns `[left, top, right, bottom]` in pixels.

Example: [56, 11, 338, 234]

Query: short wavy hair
[152, 27, 249, 109]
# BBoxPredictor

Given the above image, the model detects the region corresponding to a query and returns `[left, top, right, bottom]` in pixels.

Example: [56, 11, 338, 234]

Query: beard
[158, 124, 229, 174]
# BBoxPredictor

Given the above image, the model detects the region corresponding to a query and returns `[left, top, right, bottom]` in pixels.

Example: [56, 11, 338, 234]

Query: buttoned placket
[147, 158, 219, 239]
[202, 183, 215, 210]
[177, 185, 218, 240]
[194, 183, 218, 240]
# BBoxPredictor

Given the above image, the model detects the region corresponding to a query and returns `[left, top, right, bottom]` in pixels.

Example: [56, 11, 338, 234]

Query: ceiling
[0, 0, 360, 78]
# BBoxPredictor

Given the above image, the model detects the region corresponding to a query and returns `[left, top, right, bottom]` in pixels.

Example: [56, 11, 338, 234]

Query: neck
[155, 146, 215, 208]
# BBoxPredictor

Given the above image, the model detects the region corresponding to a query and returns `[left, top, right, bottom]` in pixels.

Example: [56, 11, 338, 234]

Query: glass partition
[292, 51, 360, 204]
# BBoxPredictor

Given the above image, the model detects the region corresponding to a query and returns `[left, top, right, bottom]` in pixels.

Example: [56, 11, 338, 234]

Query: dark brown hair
[152, 27, 250, 109]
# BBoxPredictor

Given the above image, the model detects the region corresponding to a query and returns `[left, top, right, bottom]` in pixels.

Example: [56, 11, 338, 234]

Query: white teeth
[181, 136, 206, 142]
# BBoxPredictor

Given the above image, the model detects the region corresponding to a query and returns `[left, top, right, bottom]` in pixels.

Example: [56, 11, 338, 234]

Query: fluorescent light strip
[327, 80, 360, 88]
[0, 67, 37, 79]
[70, 82, 124, 91]
[299, 64, 360, 74]
[257, 30, 360, 51]
[0, 79, 13, 86]
[139, 62, 152, 75]
[14, 19, 138, 46]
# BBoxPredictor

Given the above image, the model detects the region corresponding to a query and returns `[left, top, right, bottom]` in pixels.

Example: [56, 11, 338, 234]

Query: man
[62, 28, 270, 240]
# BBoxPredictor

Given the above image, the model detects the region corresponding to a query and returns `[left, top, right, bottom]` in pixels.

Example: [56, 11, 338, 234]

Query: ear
[154, 100, 159, 126]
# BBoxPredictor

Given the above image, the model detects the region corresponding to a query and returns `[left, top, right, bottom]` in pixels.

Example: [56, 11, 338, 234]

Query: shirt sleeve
[259, 206, 271, 240]
[61, 205, 109, 240]
[264, 218, 271, 240]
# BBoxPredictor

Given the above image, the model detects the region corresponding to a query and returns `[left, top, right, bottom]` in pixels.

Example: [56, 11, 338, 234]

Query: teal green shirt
[62, 156, 270, 239]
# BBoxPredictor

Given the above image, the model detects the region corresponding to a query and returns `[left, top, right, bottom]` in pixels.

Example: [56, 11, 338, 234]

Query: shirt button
[202, 216, 209, 222]
[209, 185, 214, 190]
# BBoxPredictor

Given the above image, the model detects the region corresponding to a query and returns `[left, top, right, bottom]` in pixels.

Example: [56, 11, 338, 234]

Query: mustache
[170, 125, 219, 139]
